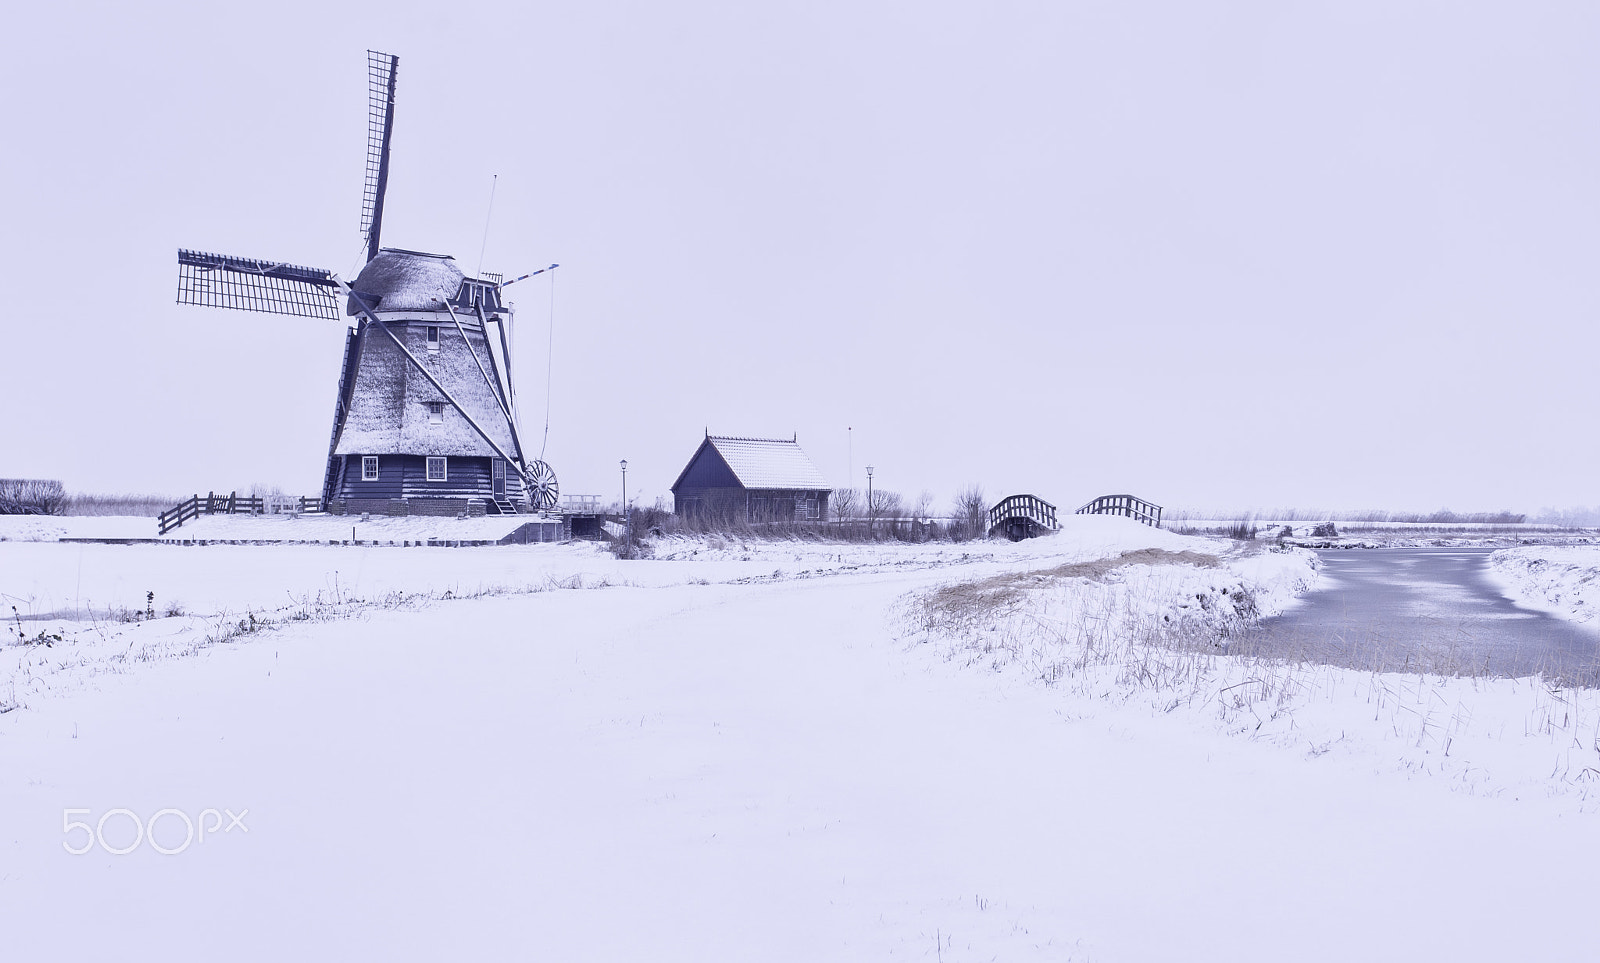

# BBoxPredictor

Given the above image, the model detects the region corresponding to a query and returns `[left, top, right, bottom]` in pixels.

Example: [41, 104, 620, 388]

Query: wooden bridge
[988, 494, 1059, 541]
[1075, 493, 1163, 528]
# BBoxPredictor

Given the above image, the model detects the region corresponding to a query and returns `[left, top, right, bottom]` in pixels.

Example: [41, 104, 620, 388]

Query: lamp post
[620, 459, 628, 558]
[865, 465, 874, 540]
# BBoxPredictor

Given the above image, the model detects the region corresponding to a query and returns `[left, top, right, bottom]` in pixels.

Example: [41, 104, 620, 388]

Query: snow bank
[0, 516, 1243, 712]
[896, 540, 1600, 812]
[1489, 546, 1600, 629]
[0, 514, 156, 542]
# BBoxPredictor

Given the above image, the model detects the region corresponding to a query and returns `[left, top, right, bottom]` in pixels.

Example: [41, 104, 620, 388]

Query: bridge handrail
[987, 493, 1059, 532]
[1075, 493, 1163, 528]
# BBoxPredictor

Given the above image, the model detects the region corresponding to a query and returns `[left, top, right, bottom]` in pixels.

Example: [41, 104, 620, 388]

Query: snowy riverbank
[1490, 545, 1600, 629]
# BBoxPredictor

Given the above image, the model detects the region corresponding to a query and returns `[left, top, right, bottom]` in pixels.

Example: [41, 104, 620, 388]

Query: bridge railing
[1076, 493, 1162, 528]
[988, 494, 1059, 536]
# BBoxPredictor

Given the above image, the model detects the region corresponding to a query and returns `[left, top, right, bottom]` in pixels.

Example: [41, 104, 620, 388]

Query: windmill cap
[347, 248, 464, 315]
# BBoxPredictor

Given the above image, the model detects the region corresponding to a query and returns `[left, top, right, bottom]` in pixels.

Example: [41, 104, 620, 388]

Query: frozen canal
[1248, 548, 1600, 683]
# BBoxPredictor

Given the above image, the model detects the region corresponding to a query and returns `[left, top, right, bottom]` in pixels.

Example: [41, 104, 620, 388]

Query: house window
[426, 325, 440, 353]
[427, 401, 443, 424]
[362, 456, 379, 481]
[426, 456, 447, 481]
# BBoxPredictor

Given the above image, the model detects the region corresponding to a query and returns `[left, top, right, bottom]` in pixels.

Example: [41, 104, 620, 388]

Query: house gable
[670, 437, 742, 493]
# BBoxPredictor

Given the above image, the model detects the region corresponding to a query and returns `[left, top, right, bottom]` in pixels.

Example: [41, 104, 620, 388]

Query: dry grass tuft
[61, 493, 182, 517]
[921, 548, 1223, 634]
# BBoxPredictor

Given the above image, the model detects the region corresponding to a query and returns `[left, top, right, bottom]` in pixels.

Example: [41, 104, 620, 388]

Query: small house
[670, 433, 832, 524]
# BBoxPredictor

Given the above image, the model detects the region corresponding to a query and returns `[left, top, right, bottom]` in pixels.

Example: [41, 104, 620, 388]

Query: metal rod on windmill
[498, 264, 559, 290]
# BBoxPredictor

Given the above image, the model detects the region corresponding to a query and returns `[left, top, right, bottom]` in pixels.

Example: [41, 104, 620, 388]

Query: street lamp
[620, 459, 628, 558]
[865, 465, 874, 540]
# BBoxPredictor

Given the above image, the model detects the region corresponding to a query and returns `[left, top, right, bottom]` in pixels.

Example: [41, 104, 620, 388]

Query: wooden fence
[158, 491, 321, 535]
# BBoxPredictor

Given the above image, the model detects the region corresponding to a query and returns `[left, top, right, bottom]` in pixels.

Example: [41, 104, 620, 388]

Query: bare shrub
[0, 479, 68, 515]
[611, 503, 675, 558]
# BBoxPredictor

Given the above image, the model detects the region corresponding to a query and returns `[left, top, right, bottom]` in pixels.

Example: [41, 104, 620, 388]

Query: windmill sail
[176, 249, 341, 319]
[361, 50, 400, 263]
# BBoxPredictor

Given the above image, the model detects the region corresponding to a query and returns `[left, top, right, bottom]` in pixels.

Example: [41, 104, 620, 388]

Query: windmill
[175, 50, 560, 517]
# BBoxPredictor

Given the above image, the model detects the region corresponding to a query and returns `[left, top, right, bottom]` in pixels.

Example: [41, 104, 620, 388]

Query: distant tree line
[1169, 507, 1530, 526]
[1531, 505, 1600, 528]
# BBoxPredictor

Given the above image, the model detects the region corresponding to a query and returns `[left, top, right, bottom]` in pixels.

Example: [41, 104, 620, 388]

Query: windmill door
[492, 458, 507, 498]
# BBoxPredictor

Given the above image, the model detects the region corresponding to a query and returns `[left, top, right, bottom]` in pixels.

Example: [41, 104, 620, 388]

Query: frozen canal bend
[1249, 547, 1600, 683]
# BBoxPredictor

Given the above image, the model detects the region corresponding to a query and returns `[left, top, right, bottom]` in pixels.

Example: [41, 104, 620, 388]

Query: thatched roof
[346, 249, 464, 316]
[332, 314, 520, 460]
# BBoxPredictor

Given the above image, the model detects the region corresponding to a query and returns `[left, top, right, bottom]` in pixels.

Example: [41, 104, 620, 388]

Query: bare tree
[867, 489, 904, 539]
[909, 490, 936, 542]
[869, 489, 903, 518]
[832, 487, 859, 522]
[951, 483, 988, 541]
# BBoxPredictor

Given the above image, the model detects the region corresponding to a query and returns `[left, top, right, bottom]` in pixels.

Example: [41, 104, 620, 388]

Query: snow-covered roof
[672, 435, 832, 492]
[333, 316, 519, 460]
[347, 249, 463, 316]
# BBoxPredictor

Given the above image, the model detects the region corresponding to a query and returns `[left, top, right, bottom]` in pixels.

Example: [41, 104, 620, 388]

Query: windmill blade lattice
[361, 50, 400, 262]
[176, 250, 341, 319]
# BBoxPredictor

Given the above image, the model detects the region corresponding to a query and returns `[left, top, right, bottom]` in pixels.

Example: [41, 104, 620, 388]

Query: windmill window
[426, 457, 448, 482]
[427, 401, 443, 424]
[362, 456, 379, 481]
[426, 325, 440, 353]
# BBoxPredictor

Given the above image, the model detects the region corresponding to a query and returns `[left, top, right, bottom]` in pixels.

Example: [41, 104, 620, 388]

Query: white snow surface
[0, 512, 545, 544]
[3, 516, 1598, 962]
[1489, 545, 1600, 629]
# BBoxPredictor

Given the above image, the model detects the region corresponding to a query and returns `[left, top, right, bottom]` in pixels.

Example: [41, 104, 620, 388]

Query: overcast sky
[5, 1, 1597, 516]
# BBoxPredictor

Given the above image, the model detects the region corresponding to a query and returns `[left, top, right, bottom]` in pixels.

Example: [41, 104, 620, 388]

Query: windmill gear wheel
[525, 460, 560, 511]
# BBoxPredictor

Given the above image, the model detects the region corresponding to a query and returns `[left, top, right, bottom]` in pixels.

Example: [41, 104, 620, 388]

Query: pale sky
[5, 1, 1597, 516]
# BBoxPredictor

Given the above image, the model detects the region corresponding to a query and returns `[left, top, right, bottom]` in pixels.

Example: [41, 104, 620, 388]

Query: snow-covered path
[4, 558, 1596, 961]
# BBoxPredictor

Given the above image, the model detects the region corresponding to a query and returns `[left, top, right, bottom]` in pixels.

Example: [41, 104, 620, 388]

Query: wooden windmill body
[175, 51, 559, 516]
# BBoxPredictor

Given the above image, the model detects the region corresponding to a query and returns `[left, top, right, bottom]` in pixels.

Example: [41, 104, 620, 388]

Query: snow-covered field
[3, 516, 1599, 961]
[0, 510, 544, 545]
